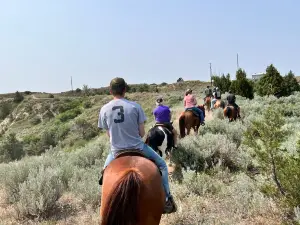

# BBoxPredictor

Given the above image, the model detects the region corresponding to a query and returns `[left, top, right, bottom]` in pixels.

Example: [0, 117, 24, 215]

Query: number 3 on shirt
[112, 106, 124, 123]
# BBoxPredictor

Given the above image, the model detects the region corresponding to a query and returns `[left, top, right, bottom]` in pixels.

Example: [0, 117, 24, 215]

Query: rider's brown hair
[110, 77, 127, 96]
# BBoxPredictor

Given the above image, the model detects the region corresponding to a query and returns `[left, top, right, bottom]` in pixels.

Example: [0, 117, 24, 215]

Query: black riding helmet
[156, 96, 163, 104]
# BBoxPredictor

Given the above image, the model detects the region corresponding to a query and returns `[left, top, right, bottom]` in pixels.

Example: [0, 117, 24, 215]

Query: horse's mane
[101, 168, 142, 225]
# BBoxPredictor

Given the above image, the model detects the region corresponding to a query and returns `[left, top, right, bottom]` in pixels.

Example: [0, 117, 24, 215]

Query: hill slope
[1, 80, 300, 224]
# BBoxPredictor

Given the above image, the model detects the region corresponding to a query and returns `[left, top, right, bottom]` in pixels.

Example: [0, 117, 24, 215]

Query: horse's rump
[179, 110, 200, 138]
[100, 153, 165, 225]
[224, 105, 237, 121]
[145, 126, 173, 157]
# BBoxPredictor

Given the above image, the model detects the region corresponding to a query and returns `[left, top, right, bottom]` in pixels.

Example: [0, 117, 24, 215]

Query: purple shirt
[153, 105, 171, 123]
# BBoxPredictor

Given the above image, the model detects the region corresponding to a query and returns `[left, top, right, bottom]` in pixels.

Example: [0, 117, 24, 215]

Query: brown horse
[223, 105, 238, 122]
[100, 150, 165, 225]
[204, 96, 211, 112]
[179, 109, 200, 138]
[214, 99, 225, 109]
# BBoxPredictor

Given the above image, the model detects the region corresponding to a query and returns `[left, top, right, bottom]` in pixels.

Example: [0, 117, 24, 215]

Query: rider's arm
[138, 123, 145, 138]
[193, 95, 197, 105]
[137, 104, 147, 138]
[98, 109, 108, 133]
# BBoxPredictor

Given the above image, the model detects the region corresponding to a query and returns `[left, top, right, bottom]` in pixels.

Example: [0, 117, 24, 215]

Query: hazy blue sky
[0, 0, 299, 93]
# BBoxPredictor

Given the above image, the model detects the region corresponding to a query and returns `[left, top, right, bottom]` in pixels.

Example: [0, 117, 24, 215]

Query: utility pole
[209, 63, 212, 86]
[71, 76, 73, 92]
[237, 53, 239, 69]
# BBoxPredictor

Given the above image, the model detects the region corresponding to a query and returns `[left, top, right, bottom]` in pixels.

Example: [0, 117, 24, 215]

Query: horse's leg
[186, 126, 191, 135]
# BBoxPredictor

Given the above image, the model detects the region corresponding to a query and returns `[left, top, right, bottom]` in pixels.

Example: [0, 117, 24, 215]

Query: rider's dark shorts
[156, 122, 174, 132]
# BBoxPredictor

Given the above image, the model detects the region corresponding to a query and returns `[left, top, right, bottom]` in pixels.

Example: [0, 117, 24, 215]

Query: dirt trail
[205, 109, 214, 122]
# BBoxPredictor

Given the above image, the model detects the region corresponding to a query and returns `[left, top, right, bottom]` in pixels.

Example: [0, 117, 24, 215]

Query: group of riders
[98, 77, 240, 215]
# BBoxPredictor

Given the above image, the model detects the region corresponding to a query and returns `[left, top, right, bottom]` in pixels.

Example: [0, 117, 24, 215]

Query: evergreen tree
[212, 74, 231, 93]
[230, 68, 254, 99]
[13, 91, 24, 103]
[256, 64, 284, 96]
[282, 70, 300, 96]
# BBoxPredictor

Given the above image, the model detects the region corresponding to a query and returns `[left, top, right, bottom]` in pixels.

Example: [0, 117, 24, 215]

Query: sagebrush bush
[69, 166, 101, 207]
[172, 133, 248, 175]
[16, 165, 64, 219]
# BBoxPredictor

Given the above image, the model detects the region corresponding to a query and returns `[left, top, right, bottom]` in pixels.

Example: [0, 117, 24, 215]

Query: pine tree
[230, 68, 254, 99]
[243, 106, 288, 195]
[13, 91, 24, 103]
[282, 70, 300, 96]
[256, 64, 284, 96]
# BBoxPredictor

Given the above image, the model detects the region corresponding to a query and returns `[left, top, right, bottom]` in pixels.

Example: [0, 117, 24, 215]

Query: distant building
[252, 73, 264, 81]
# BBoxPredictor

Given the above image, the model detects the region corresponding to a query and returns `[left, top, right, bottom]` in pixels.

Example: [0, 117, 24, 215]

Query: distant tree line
[212, 64, 300, 99]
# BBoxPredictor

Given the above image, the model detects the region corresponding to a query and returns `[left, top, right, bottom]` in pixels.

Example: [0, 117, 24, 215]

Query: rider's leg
[99, 152, 115, 185]
[193, 107, 205, 124]
[103, 152, 115, 168]
[233, 103, 240, 117]
[211, 99, 216, 109]
[142, 143, 177, 213]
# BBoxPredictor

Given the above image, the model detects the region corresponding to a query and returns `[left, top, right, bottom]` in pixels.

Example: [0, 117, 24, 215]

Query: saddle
[153, 123, 173, 134]
[98, 149, 162, 186]
[185, 108, 200, 118]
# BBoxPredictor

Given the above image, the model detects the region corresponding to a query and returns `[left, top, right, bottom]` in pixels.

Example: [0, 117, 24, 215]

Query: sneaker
[163, 195, 177, 214]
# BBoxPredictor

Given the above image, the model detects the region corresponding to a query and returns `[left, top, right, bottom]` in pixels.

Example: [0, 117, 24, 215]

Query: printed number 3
[112, 106, 124, 123]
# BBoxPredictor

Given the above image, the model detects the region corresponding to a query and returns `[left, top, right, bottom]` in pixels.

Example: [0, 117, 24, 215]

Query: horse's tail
[101, 168, 142, 225]
[224, 106, 231, 118]
[179, 114, 186, 138]
[220, 101, 225, 109]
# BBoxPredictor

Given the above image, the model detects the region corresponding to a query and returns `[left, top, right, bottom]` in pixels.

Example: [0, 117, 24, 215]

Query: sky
[0, 0, 299, 93]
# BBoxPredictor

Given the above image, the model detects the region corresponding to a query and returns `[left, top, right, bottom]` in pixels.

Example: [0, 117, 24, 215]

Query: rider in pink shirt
[184, 92, 197, 108]
[184, 89, 205, 125]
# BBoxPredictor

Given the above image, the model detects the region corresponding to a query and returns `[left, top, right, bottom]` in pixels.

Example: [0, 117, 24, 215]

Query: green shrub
[57, 108, 82, 122]
[57, 99, 82, 113]
[0, 133, 24, 163]
[73, 118, 98, 140]
[23, 135, 40, 145]
[16, 165, 64, 219]
[0, 102, 12, 120]
[172, 133, 247, 175]
[39, 130, 57, 152]
[83, 100, 92, 109]
[69, 166, 101, 206]
[13, 91, 24, 103]
[30, 116, 41, 125]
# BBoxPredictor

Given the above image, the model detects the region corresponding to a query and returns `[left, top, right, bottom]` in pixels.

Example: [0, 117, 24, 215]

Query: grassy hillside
[0, 80, 300, 224]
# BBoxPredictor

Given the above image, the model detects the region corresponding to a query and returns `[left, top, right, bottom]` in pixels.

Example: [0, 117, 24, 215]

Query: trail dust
[167, 108, 213, 174]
